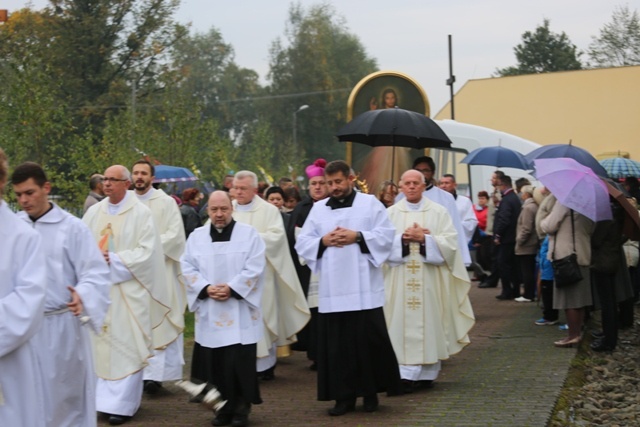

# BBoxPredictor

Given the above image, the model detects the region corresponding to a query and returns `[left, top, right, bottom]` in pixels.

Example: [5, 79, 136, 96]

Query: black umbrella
[336, 107, 452, 178]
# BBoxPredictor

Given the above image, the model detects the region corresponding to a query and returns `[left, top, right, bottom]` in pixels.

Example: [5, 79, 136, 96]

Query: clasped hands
[402, 222, 429, 245]
[322, 226, 357, 248]
[207, 284, 232, 301]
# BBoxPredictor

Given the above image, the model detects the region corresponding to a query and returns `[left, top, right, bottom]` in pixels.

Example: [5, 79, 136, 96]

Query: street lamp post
[293, 105, 310, 155]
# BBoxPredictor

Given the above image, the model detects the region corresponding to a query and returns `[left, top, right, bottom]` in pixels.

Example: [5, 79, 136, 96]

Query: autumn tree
[588, 5, 640, 67]
[495, 19, 583, 76]
[264, 3, 378, 169]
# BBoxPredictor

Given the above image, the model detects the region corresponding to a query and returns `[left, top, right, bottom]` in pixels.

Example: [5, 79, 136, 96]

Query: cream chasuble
[233, 196, 310, 357]
[135, 189, 185, 346]
[83, 193, 170, 379]
[384, 198, 475, 366]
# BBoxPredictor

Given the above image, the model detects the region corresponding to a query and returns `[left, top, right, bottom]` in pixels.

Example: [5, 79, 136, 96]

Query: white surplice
[232, 196, 310, 358]
[454, 194, 479, 243]
[18, 203, 111, 427]
[295, 192, 395, 313]
[0, 202, 47, 427]
[83, 192, 170, 416]
[135, 189, 186, 381]
[181, 222, 265, 347]
[384, 198, 475, 380]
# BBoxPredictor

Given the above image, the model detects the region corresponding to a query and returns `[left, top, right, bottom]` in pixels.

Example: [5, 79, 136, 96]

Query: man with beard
[132, 160, 186, 394]
[181, 191, 265, 427]
[296, 160, 402, 416]
[286, 158, 329, 369]
[83, 165, 169, 425]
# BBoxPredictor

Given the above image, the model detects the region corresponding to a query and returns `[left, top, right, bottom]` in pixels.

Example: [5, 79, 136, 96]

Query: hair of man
[412, 156, 436, 173]
[11, 162, 48, 187]
[499, 175, 513, 187]
[133, 159, 155, 177]
[89, 174, 104, 190]
[324, 160, 351, 178]
[234, 170, 258, 188]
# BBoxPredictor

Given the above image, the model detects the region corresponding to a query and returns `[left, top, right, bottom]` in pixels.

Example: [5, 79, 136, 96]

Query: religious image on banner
[346, 71, 431, 192]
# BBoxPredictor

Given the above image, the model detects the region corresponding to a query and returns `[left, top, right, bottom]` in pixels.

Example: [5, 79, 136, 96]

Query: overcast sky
[4, 0, 639, 114]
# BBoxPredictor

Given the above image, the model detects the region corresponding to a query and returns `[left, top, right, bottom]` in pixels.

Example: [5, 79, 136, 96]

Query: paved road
[99, 283, 576, 426]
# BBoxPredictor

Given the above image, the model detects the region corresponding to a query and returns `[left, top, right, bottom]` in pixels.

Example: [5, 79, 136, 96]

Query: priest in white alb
[132, 160, 186, 394]
[13, 162, 111, 427]
[181, 191, 265, 427]
[231, 170, 310, 380]
[384, 169, 475, 393]
[295, 160, 402, 417]
[0, 149, 47, 427]
[83, 165, 170, 425]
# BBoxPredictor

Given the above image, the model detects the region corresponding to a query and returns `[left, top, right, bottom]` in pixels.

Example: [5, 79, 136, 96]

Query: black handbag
[552, 211, 583, 288]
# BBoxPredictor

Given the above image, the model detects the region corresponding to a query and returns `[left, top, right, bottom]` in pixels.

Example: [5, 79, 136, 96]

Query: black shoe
[590, 329, 605, 339]
[363, 394, 379, 412]
[257, 366, 275, 381]
[590, 338, 615, 352]
[402, 380, 416, 394]
[309, 362, 317, 371]
[231, 414, 248, 427]
[495, 294, 512, 300]
[108, 415, 130, 426]
[143, 380, 162, 395]
[479, 282, 497, 288]
[328, 399, 356, 416]
[212, 414, 233, 426]
[419, 380, 435, 389]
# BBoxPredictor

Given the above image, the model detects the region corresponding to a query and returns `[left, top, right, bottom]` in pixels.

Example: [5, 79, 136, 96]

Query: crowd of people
[1, 144, 639, 427]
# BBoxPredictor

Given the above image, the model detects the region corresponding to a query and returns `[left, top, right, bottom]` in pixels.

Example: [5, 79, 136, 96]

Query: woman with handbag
[541, 199, 595, 348]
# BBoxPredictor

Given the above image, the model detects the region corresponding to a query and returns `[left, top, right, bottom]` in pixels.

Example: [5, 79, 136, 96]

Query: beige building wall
[434, 66, 640, 161]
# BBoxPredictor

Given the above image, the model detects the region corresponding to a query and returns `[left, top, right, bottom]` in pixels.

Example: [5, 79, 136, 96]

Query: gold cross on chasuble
[406, 278, 421, 292]
[407, 296, 422, 310]
[406, 260, 420, 274]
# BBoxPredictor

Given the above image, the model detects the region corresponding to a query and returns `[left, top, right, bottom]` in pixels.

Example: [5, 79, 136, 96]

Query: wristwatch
[355, 232, 363, 243]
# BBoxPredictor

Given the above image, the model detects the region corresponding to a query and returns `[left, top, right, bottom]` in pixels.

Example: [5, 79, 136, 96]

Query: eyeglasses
[103, 177, 128, 183]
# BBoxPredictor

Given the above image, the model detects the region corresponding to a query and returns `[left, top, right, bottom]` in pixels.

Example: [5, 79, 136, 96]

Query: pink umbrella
[534, 158, 612, 222]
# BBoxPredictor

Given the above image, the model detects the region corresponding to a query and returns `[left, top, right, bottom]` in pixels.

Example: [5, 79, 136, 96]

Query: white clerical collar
[134, 187, 154, 201]
[108, 191, 131, 215]
[235, 196, 256, 212]
[405, 198, 424, 211]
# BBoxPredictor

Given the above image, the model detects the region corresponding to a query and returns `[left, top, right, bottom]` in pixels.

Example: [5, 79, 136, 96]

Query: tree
[495, 19, 583, 76]
[264, 3, 378, 170]
[170, 28, 262, 137]
[588, 5, 640, 67]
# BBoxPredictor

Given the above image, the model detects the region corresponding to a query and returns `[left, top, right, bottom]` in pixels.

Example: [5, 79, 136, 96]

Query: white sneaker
[514, 297, 532, 302]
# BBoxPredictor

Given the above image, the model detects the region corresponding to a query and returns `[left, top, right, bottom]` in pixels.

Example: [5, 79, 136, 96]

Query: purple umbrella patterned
[534, 158, 612, 222]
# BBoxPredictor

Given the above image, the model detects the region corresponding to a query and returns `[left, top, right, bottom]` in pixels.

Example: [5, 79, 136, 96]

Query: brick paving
[98, 283, 576, 427]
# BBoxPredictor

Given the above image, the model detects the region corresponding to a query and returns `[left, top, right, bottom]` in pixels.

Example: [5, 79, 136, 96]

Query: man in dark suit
[492, 175, 522, 300]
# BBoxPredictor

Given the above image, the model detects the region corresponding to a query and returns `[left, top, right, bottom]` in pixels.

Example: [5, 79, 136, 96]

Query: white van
[430, 120, 540, 203]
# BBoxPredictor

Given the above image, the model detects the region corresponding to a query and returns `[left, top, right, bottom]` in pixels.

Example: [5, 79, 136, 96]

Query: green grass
[183, 311, 195, 339]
